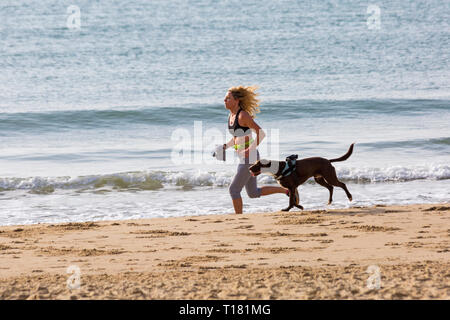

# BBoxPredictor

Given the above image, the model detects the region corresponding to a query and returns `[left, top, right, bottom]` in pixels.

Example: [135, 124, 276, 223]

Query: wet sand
[0, 203, 449, 299]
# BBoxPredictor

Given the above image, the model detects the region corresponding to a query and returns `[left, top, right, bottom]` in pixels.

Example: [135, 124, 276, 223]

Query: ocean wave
[358, 137, 450, 150]
[1, 99, 448, 133]
[0, 164, 449, 193]
[337, 164, 450, 183]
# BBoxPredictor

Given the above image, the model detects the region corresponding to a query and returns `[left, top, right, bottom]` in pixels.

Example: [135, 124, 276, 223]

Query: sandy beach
[0, 203, 449, 300]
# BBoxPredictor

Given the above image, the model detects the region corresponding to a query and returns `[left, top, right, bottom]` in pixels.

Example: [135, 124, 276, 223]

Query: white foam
[0, 163, 449, 192]
[338, 164, 450, 183]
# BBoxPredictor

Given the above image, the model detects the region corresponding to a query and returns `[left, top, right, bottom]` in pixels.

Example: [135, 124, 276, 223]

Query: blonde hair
[228, 85, 261, 118]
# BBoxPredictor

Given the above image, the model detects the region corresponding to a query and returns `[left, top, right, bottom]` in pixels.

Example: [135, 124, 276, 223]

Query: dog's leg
[282, 187, 303, 211]
[281, 187, 295, 212]
[281, 197, 293, 212]
[293, 188, 304, 210]
[314, 177, 334, 205]
[339, 181, 352, 201]
[323, 167, 353, 202]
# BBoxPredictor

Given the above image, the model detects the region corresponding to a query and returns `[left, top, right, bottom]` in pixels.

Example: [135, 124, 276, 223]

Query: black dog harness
[275, 154, 298, 180]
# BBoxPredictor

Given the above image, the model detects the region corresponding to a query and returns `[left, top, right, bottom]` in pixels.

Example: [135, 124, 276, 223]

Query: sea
[0, 0, 449, 226]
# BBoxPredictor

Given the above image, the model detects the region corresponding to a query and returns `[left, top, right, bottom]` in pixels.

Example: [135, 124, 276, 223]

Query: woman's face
[224, 91, 239, 110]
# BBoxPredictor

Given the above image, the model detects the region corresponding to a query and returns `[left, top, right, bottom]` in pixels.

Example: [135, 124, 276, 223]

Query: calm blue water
[0, 0, 449, 225]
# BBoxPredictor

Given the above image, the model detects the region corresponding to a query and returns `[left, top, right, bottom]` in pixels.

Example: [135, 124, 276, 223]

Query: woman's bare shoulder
[239, 109, 252, 120]
[239, 109, 258, 127]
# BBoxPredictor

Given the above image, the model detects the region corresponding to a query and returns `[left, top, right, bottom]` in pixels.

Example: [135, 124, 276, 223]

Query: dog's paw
[327, 201, 332, 205]
[349, 197, 353, 202]
[281, 207, 291, 212]
[295, 205, 304, 210]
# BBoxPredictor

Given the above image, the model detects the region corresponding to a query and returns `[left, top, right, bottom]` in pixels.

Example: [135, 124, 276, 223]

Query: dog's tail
[329, 143, 355, 162]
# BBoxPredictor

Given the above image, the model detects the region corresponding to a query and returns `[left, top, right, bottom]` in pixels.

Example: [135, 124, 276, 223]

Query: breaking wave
[0, 164, 449, 194]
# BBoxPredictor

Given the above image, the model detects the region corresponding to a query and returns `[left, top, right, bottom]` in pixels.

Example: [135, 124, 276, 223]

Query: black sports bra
[228, 108, 251, 137]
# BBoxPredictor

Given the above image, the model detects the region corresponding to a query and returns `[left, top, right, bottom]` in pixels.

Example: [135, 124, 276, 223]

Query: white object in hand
[212, 144, 226, 161]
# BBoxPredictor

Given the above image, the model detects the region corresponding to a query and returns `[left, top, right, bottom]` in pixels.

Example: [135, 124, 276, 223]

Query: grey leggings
[229, 150, 262, 200]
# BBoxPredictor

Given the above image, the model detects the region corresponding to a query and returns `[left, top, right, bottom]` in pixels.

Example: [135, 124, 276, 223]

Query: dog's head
[249, 159, 281, 177]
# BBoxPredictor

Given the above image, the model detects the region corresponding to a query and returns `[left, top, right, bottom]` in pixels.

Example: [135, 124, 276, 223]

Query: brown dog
[248, 143, 354, 211]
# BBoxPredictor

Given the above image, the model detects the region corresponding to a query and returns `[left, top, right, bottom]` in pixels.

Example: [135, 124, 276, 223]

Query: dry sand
[0, 203, 449, 299]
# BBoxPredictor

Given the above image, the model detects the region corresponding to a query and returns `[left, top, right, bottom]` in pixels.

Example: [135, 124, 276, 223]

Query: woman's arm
[239, 111, 266, 150]
[223, 137, 234, 150]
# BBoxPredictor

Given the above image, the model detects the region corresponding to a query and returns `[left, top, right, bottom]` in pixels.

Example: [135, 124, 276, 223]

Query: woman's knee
[246, 187, 261, 199]
[228, 185, 242, 200]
